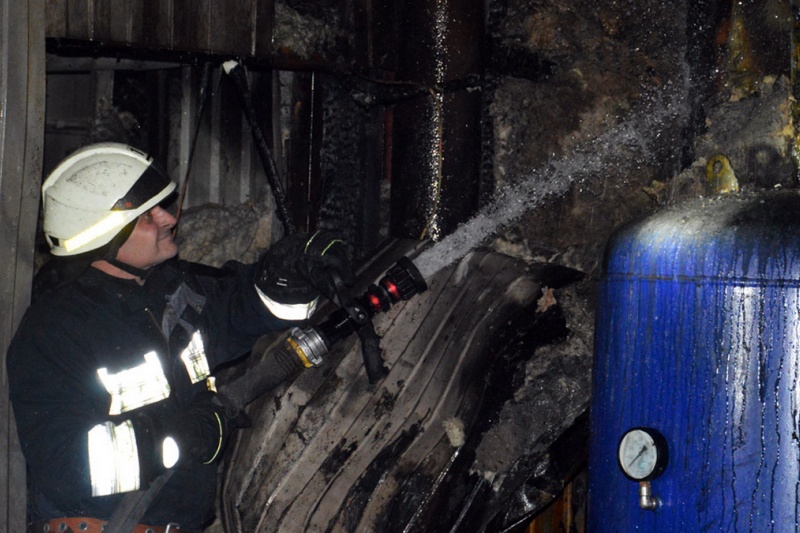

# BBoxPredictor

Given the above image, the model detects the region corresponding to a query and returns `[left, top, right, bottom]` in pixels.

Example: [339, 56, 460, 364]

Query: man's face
[115, 206, 178, 269]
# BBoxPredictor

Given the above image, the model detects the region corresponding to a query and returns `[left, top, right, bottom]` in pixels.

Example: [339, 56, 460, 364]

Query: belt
[28, 516, 196, 533]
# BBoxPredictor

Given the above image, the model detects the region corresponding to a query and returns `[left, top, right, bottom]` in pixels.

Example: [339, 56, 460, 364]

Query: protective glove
[255, 230, 355, 310]
[165, 391, 248, 465]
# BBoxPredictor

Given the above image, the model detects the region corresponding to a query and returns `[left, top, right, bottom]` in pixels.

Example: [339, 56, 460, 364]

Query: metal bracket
[639, 481, 660, 511]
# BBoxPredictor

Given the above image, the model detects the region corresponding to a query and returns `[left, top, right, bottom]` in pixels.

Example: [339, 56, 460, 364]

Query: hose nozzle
[291, 256, 428, 383]
[363, 257, 428, 314]
[231, 256, 430, 405]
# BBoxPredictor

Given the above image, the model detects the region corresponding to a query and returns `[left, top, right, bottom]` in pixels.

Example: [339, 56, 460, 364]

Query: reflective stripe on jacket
[7, 258, 292, 530]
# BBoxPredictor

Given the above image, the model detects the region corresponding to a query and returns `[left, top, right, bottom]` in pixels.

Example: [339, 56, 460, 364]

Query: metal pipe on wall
[390, 0, 485, 240]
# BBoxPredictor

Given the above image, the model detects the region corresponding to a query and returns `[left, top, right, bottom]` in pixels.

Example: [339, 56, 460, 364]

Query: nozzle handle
[357, 322, 387, 384]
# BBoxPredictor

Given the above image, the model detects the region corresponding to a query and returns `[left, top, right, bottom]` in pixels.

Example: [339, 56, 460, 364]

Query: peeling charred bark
[219, 240, 591, 532]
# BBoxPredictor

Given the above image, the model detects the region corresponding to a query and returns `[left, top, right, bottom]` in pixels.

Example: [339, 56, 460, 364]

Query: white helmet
[42, 143, 177, 256]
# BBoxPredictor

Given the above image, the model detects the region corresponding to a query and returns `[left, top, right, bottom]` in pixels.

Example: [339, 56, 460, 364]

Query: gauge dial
[617, 427, 668, 481]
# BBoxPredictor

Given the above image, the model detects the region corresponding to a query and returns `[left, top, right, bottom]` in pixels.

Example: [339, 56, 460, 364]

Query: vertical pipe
[791, 0, 800, 180]
[391, 0, 484, 240]
[353, 0, 398, 253]
[286, 71, 317, 233]
[210, 68, 221, 204]
[178, 66, 194, 205]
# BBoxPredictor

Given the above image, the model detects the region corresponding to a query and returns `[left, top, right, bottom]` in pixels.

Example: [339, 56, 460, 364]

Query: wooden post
[0, 0, 45, 530]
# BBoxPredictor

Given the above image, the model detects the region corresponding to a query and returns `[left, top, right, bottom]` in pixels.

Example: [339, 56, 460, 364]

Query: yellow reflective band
[255, 285, 318, 320]
[97, 351, 171, 415]
[162, 436, 180, 469]
[304, 230, 341, 256]
[88, 420, 141, 496]
[286, 336, 314, 368]
[64, 211, 127, 253]
[203, 412, 224, 464]
[180, 330, 210, 384]
[320, 239, 342, 256]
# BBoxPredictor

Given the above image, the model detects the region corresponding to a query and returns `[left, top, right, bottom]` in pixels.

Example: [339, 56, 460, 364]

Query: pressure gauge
[617, 427, 669, 481]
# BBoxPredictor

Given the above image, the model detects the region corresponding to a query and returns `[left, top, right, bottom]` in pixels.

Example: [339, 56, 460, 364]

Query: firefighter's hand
[255, 230, 354, 310]
[299, 230, 355, 297]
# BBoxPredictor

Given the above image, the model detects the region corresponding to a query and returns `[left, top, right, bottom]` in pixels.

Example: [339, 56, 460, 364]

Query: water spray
[412, 77, 691, 281]
[221, 257, 428, 409]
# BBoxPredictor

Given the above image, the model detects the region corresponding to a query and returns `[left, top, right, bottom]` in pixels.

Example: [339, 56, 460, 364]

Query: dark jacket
[7, 258, 290, 529]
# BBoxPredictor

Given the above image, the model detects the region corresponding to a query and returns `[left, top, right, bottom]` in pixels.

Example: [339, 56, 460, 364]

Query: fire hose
[105, 256, 427, 533]
[108, 64, 426, 532]
[220, 256, 428, 409]
[126, 60, 427, 526]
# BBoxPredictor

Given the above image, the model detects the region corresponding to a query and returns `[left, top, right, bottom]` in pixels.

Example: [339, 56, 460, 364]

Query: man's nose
[152, 206, 177, 227]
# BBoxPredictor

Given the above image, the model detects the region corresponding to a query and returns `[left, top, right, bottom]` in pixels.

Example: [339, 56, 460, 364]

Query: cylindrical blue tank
[589, 191, 800, 532]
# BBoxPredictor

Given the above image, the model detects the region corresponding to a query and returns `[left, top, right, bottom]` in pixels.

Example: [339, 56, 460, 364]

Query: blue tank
[589, 190, 800, 532]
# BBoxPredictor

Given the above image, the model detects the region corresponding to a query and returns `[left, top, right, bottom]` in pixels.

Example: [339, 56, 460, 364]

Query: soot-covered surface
[213, 240, 591, 532]
[168, 1, 794, 530]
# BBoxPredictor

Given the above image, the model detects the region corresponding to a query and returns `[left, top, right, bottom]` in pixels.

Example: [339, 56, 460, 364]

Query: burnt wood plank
[141, 0, 174, 49]
[219, 245, 522, 529]
[220, 242, 588, 531]
[1, 1, 46, 531]
[220, 239, 427, 531]
[299, 253, 533, 530]
[122, 0, 145, 44]
[210, 0, 254, 55]
[252, 0, 274, 57]
[173, 0, 211, 53]
[45, 0, 68, 36]
[107, 0, 134, 43]
[93, 0, 111, 41]
[66, 0, 92, 39]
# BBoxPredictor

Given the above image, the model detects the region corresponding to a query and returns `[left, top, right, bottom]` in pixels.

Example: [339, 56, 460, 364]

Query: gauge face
[618, 427, 668, 481]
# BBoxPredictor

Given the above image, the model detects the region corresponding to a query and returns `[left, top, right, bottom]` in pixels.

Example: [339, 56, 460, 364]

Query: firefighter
[6, 143, 352, 533]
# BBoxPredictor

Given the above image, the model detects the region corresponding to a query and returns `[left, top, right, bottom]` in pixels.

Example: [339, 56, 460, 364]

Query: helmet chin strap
[106, 257, 152, 280]
[100, 220, 153, 281]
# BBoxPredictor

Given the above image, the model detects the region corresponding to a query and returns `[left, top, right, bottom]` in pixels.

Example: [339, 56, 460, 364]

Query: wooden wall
[42, 0, 401, 250]
[44, 0, 275, 58]
[1, 2, 46, 531]
[42, 63, 276, 210]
